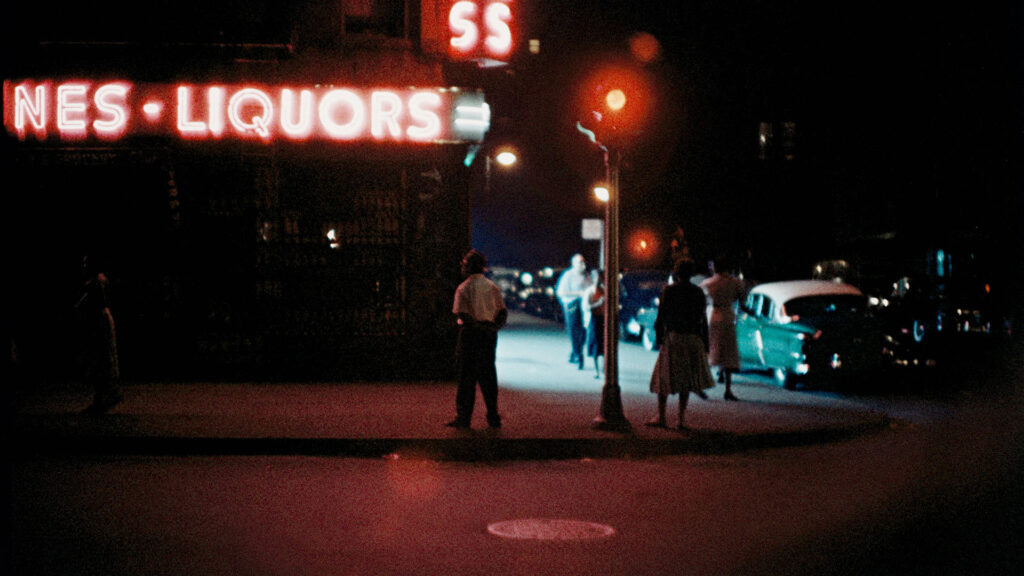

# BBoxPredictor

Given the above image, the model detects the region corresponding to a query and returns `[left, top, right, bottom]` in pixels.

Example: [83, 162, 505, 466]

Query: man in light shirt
[447, 249, 508, 429]
[556, 253, 592, 369]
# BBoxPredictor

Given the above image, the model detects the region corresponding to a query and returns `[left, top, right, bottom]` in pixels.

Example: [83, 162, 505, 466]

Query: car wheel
[641, 328, 657, 351]
[774, 368, 797, 390]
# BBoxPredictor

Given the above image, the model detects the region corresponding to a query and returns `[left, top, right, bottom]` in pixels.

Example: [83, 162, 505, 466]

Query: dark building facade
[5, 1, 514, 382]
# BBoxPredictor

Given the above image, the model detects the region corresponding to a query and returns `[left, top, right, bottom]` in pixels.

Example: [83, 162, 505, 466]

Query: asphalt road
[10, 316, 1023, 576]
[10, 403, 1023, 576]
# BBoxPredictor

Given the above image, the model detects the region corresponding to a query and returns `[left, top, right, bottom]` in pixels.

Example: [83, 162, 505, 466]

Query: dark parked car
[486, 266, 524, 307]
[812, 253, 1013, 370]
[619, 269, 670, 344]
[736, 280, 895, 389]
[886, 274, 1012, 345]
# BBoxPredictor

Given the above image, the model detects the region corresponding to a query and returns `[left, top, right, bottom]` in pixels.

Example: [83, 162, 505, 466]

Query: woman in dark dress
[646, 259, 715, 430]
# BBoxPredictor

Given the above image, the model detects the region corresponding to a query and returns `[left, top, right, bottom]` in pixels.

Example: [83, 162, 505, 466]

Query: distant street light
[468, 144, 518, 246]
[494, 150, 518, 166]
[485, 147, 517, 194]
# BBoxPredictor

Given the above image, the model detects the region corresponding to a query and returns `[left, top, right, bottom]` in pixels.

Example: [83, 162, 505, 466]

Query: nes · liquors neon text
[3, 80, 491, 144]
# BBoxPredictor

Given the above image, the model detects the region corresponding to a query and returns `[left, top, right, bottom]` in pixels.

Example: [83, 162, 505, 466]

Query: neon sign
[3, 80, 491, 144]
[448, 0, 515, 62]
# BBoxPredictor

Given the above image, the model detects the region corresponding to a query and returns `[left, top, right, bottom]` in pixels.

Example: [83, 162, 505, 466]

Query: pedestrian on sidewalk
[700, 255, 746, 401]
[76, 254, 123, 414]
[556, 253, 591, 370]
[583, 269, 605, 379]
[447, 249, 507, 429]
[646, 259, 715, 430]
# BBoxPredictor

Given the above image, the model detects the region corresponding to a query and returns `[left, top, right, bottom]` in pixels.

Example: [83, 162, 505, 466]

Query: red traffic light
[579, 63, 654, 142]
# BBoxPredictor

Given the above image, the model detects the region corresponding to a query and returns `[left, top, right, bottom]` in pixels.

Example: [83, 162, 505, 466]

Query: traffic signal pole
[593, 148, 631, 432]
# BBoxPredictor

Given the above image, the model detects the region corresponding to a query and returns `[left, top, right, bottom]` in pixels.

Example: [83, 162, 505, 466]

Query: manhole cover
[487, 519, 616, 541]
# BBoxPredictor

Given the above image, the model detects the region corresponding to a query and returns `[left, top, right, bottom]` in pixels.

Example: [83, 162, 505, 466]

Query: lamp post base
[592, 382, 631, 432]
[591, 414, 632, 433]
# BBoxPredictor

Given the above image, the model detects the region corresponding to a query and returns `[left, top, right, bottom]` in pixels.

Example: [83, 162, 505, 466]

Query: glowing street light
[593, 184, 610, 203]
[494, 149, 518, 166]
[467, 144, 519, 245]
[485, 147, 518, 194]
[605, 88, 627, 112]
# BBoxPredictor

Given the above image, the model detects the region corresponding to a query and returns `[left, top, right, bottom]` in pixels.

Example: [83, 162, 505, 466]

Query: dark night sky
[472, 1, 1024, 277]
[5, 1, 1022, 277]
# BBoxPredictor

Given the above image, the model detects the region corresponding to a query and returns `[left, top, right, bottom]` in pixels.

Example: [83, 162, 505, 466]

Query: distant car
[516, 267, 565, 323]
[486, 266, 523, 307]
[736, 280, 894, 389]
[886, 274, 1012, 346]
[619, 269, 670, 344]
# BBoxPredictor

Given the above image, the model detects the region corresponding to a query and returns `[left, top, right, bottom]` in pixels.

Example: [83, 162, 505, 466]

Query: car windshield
[783, 294, 866, 318]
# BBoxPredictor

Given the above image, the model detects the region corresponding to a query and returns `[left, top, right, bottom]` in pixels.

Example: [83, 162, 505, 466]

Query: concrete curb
[13, 417, 892, 460]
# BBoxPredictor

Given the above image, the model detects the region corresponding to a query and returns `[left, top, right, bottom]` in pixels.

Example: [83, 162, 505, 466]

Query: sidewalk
[9, 311, 899, 460]
[9, 378, 892, 460]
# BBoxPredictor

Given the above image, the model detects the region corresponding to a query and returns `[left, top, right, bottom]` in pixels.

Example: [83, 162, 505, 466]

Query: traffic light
[579, 63, 653, 147]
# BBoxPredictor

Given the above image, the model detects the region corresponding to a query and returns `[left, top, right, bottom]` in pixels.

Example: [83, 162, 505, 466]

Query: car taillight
[813, 330, 823, 340]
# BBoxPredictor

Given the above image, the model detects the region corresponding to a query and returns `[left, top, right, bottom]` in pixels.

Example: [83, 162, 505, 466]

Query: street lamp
[484, 147, 518, 195]
[467, 144, 517, 245]
[578, 123, 630, 432]
[592, 145, 631, 432]
[577, 65, 653, 432]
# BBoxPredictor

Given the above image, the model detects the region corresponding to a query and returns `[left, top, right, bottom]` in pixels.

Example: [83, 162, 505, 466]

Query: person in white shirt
[447, 249, 507, 429]
[556, 253, 592, 369]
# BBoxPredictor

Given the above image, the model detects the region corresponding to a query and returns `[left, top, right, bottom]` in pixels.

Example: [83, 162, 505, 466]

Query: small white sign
[582, 218, 603, 240]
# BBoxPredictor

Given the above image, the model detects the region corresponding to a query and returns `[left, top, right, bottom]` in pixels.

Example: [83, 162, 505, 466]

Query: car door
[737, 293, 767, 368]
[759, 297, 802, 372]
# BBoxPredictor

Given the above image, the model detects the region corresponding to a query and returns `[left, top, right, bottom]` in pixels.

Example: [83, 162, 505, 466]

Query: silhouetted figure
[447, 250, 507, 429]
[76, 256, 122, 414]
[646, 259, 715, 430]
[556, 254, 592, 369]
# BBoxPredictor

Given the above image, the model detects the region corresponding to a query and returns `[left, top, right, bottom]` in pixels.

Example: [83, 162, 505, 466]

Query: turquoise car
[737, 280, 893, 388]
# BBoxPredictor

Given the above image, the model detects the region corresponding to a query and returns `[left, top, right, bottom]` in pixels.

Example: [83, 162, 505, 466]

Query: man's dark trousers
[565, 301, 585, 363]
[455, 325, 500, 425]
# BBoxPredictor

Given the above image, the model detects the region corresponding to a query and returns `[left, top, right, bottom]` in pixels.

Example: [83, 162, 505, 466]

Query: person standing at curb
[447, 249, 507, 429]
[646, 259, 716, 430]
[701, 256, 745, 401]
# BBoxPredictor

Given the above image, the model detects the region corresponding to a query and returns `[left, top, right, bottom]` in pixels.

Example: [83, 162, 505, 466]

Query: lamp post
[578, 64, 653, 432]
[468, 145, 517, 246]
[592, 145, 631, 432]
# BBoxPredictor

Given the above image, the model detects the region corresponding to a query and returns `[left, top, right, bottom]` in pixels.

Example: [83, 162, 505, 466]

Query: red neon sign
[4, 80, 491, 144]
[448, 0, 515, 62]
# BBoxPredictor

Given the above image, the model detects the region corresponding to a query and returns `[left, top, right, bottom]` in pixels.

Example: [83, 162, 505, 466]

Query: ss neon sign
[448, 0, 514, 62]
[3, 80, 491, 144]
